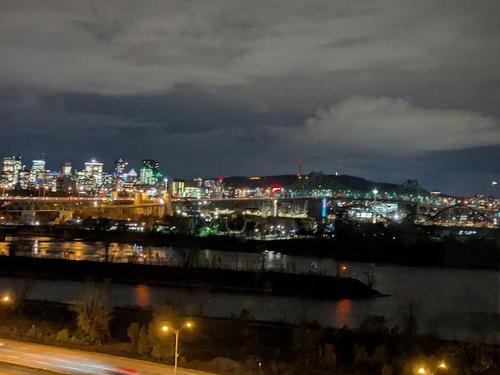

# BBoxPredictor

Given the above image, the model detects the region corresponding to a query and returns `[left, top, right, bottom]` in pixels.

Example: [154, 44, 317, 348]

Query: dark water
[0, 237, 498, 343]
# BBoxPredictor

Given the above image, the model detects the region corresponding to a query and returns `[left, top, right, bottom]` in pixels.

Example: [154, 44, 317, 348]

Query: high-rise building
[84, 159, 104, 193]
[139, 159, 161, 186]
[18, 168, 30, 190]
[62, 162, 72, 177]
[168, 179, 185, 197]
[114, 158, 128, 177]
[142, 159, 160, 175]
[2, 156, 22, 188]
[30, 159, 46, 187]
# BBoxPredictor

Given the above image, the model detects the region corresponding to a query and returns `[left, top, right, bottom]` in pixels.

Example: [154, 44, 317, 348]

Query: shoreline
[0, 255, 382, 300]
[2, 224, 499, 271]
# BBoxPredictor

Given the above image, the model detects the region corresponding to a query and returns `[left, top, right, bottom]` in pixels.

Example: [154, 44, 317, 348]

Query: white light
[372, 189, 378, 195]
[492, 181, 498, 186]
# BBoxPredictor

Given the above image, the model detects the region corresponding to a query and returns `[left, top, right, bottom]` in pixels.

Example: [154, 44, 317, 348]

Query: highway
[0, 362, 55, 374]
[0, 338, 216, 375]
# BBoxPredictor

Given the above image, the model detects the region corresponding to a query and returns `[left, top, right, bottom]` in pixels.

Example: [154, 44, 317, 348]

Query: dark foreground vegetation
[0, 296, 498, 375]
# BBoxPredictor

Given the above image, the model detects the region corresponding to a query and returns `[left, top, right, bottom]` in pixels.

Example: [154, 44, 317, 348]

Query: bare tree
[72, 285, 112, 345]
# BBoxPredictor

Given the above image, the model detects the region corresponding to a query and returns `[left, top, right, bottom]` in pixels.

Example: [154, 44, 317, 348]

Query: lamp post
[161, 321, 193, 375]
[414, 360, 448, 374]
[1, 292, 13, 308]
[372, 188, 378, 224]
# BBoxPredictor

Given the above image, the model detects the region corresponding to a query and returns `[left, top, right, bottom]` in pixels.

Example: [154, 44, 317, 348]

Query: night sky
[1, 1, 499, 196]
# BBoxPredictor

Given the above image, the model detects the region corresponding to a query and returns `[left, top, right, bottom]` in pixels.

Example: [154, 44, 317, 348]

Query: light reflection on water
[0, 237, 498, 343]
[0, 237, 337, 275]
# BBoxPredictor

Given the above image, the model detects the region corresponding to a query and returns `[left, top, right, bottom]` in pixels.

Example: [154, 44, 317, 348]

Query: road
[0, 338, 217, 375]
[0, 362, 56, 374]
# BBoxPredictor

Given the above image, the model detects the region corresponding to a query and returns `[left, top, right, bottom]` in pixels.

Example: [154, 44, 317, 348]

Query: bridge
[0, 190, 497, 227]
[0, 195, 171, 223]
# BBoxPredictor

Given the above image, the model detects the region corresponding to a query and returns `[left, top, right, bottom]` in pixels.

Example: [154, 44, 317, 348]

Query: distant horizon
[1, 152, 498, 198]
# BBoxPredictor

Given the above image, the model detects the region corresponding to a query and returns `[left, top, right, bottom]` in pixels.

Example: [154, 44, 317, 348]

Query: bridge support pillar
[21, 210, 36, 224]
[57, 210, 73, 224]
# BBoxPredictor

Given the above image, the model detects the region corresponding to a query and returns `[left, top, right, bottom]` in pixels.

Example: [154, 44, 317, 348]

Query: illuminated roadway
[0, 362, 54, 374]
[0, 338, 217, 375]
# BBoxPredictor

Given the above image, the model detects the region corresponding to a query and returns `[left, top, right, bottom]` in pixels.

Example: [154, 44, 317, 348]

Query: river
[0, 237, 498, 343]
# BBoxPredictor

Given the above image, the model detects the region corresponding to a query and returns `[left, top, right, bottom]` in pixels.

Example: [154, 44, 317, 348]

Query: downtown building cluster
[0, 156, 193, 197]
[0, 155, 268, 199]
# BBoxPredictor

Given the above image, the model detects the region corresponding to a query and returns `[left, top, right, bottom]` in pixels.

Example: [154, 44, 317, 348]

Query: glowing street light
[413, 360, 449, 375]
[160, 321, 194, 375]
[372, 188, 378, 224]
[437, 361, 447, 370]
[1, 292, 13, 306]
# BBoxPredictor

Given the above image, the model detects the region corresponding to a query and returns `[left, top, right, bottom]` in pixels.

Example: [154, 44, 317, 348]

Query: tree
[353, 344, 369, 367]
[382, 364, 393, 375]
[71, 286, 112, 345]
[127, 322, 140, 348]
[128, 305, 181, 360]
[292, 325, 323, 365]
[148, 305, 180, 360]
[402, 302, 419, 337]
[323, 344, 336, 368]
[136, 326, 151, 356]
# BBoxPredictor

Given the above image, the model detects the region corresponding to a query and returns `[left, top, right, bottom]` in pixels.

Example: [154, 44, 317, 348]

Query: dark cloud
[0, 0, 499, 195]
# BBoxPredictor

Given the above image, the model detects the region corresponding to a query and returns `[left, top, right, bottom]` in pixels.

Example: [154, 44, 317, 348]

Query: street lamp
[160, 321, 194, 375]
[413, 360, 449, 374]
[372, 188, 378, 224]
[1, 292, 13, 306]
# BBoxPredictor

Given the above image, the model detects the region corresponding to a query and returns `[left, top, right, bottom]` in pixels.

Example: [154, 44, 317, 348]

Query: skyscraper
[62, 162, 72, 177]
[84, 159, 104, 193]
[30, 159, 46, 187]
[2, 156, 22, 188]
[114, 158, 128, 177]
[139, 159, 160, 186]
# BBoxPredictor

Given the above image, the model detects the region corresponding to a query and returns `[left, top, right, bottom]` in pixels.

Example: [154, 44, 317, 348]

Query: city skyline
[1, 1, 499, 196]
[1, 152, 499, 199]
[0, 153, 499, 197]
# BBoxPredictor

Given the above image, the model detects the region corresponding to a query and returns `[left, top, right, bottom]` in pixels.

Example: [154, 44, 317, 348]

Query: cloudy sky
[1, 0, 499, 195]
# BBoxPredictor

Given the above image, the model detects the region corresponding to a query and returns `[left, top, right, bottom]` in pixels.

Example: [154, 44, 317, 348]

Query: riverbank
[2, 224, 499, 270]
[0, 255, 381, 300]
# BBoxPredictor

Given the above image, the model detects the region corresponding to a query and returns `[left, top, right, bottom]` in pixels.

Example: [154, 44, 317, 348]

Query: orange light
[161, 325, 169, 333]
[438, 361, 447, 369]
[185, 321, 193, 328]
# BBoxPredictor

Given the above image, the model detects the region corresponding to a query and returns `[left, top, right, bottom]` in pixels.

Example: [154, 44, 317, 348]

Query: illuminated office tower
[62, 162, 72, 177]
[113, 158, 128, 190]
[18, 168, 30, 190]
[30, 159, 46, 187]
[84, 159, 104, 193]
[139, 159, 160, 186]
[114, 158, 128, 177]
[2, 156, 22, 188]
